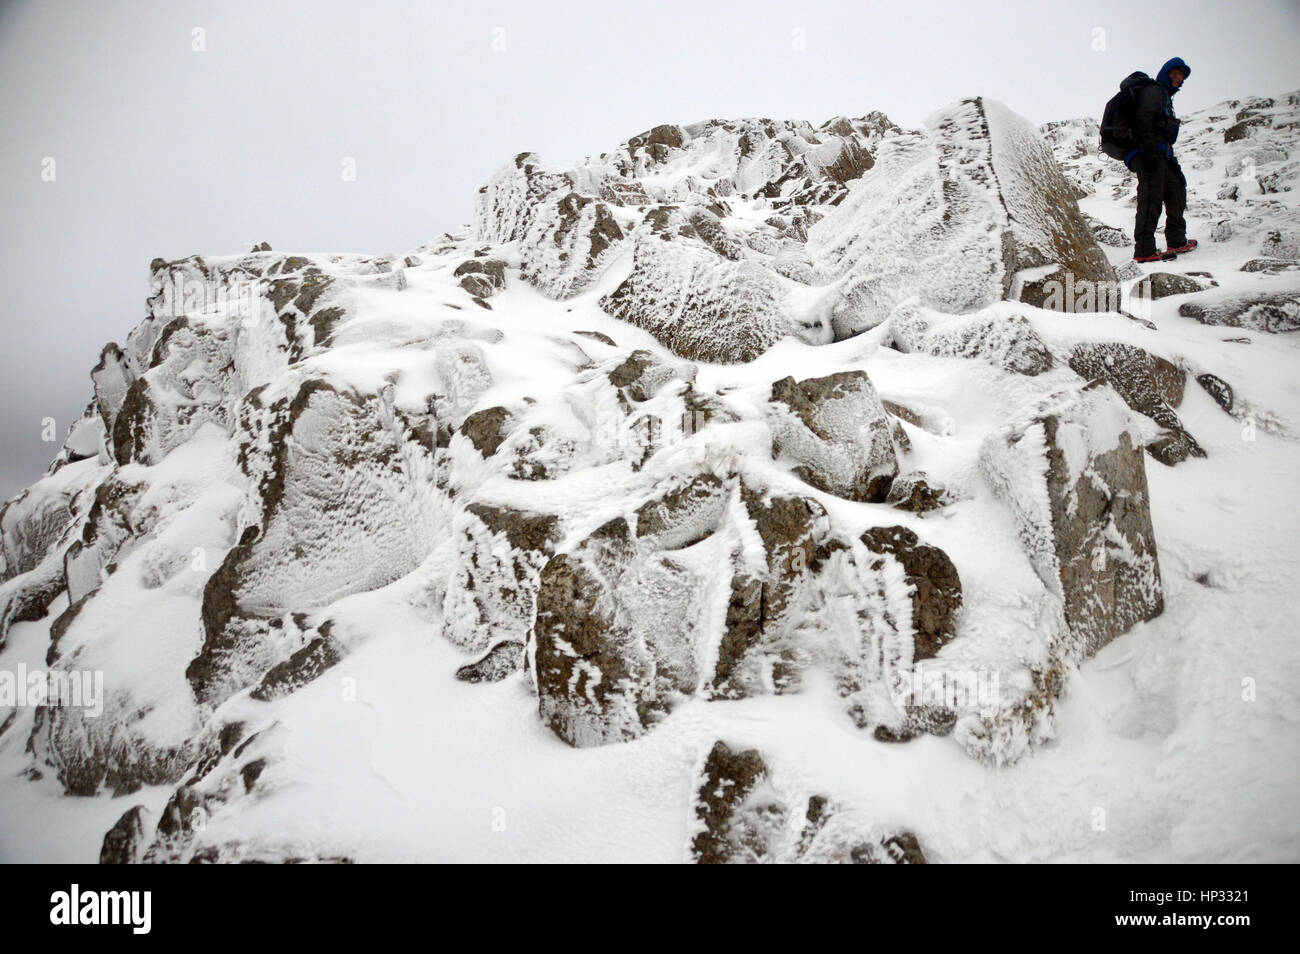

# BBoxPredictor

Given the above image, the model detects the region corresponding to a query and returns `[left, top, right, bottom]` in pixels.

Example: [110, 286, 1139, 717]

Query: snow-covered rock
[689, 740, 925, 864]
[979, 383, 1164, 659]
[809, 97, 1117, 339]
[768, 370, 899, 501]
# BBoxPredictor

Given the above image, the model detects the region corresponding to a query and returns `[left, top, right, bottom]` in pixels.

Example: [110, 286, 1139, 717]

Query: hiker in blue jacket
[1127, 57, 1197, 262]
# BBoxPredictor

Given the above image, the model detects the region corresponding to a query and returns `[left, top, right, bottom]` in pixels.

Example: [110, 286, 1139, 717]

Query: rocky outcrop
[884, 471, 955, 514]
[599, 230, 799, 362]
[188, 375, 441, 706]
[100, 805, 150, 864]
[453, 257, 507, 300]
[520, 193, 624, 298]
[442, 503, 562, 653]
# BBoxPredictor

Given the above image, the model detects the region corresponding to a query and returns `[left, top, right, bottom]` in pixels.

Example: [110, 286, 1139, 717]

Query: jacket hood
[1157, 57, 1191, 94]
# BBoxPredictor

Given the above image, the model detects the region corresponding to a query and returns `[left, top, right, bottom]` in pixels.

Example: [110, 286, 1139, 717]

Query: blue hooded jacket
[1156, 56, 1191, 94]
[1125, 57, 1191, 167]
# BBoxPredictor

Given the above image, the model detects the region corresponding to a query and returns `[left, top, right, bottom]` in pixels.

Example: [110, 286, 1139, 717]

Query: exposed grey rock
[1197, 373, 1234, 413]
[1131, 272, 1213, 300]
[1240, 257, 1300, 274]
[454, 258, 507, 299]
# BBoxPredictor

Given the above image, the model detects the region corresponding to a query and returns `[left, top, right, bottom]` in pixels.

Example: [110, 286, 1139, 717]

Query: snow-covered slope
[2, 90, 1298, 863]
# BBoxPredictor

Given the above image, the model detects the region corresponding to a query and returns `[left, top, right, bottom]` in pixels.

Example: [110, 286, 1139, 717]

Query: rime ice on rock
[886, 302, 1055, 376]
[808, 97, 1116, 340]
[472, 115, 912, 362]
[531, 472, 829, 747]
[768, 370, 899, 501]
[979, 382, 1164, 659]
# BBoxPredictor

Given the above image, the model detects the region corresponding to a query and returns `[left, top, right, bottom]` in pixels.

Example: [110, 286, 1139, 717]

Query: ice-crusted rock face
[809, 97, 1117, 338]
[532, 471, 829, 746]
[473, 117, 902, 362]
[1068, 342, 1204, 466]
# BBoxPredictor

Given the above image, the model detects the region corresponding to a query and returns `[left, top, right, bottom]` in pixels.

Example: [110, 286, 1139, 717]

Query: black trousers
[1133, 156, 1187, 255]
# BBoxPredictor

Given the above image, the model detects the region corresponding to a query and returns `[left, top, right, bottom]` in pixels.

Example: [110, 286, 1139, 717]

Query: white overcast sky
[1, 0, 1297, 501]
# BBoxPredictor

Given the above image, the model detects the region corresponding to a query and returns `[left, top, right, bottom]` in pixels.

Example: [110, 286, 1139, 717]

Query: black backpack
[1099, 71, 1153, 160]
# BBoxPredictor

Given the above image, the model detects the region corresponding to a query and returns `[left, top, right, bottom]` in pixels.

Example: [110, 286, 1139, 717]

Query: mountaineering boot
[1133, 249, 1177, 263]
[1166, 238, 1198, 255]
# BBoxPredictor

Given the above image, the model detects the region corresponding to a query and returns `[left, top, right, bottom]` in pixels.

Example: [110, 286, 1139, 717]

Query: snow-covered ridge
[2, 89, 1299, 863]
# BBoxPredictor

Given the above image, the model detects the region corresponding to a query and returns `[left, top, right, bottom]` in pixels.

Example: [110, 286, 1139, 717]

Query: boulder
[531, 473, 827, 746]
[1260, 230, 1300, 260]
[456, 641, 524, 683]
[806, 525, 963, 736]
[1196, 373, 1234, 413]
[887, 304, 1054, 375]
[442, 503, 561, 653]
[1068, 342, 1205, 465]
[979, 383, 1164, 658]
[884, 471, 954, 514]
[188, 377, 440, 706]
[1178, 293, 1300, 333]
[520, 193, 625, 298]
[859, 526, 963, 661]
[473, 151, 574, 245]
[100, 805, 150, 864]
[1240, 258, 1300, 274]
[768, 370, 899, 502]
[1131, 272, 1212, 300]
[453, 258, 507, 299]
[599, 228, 799, 363]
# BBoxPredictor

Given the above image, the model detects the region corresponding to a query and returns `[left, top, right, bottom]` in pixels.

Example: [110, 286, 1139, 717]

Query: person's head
[1157, 57, 1191, 94]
